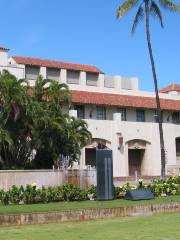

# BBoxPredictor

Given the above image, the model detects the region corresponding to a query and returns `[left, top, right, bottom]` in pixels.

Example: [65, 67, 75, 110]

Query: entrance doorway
[85, 138, 111, 168]
[85, 148, 96, 167]
[128, 149, 145, 176]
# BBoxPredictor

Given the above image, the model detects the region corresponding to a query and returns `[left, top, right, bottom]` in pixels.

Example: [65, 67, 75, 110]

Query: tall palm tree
[116, 0, 180, 178]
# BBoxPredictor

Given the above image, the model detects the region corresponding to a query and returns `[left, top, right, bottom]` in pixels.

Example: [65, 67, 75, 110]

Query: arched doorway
[126, 139, 151, 176]
[85, 138, 111, 167]
[176, 137, 180, 164]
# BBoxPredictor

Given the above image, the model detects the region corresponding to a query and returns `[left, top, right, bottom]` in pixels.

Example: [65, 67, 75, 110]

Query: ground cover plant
[0, 176, 179, 206]
[0, 212, 179, 240]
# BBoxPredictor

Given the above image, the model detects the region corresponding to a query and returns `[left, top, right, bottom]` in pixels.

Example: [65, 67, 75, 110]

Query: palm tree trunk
[145, 0, 166, 178]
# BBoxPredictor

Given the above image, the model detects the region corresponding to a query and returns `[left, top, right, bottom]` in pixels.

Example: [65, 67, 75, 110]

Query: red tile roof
[159, 83, 180, 93]
[12, 56, 102, 74]
[71, 90, 180, 111]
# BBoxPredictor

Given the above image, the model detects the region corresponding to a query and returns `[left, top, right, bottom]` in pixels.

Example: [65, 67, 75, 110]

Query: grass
[0, 212, 179, 240]
[0, 195, 179, 215]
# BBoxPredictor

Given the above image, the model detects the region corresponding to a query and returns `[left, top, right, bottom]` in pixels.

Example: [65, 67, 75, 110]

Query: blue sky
[1, 0, 180, 91]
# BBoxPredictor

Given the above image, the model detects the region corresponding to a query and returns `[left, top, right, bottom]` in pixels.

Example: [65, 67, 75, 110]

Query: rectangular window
[96, 106, 106, 120]
[46, 68, 60, 81]
[136, 109, 145, 122]
[172, 112, 180, 124]
[25, 66, 40, 80]
[86, 73, 98, 86]
[117, 108, 126, 121]
[74, 105, 85, 119]
[67, 70, 80, 84]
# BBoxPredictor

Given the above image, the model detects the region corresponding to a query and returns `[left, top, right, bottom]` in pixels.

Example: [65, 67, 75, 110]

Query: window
[67, 70, 80, 84]
[46, 68, 60, 81]
[136, 109, 145, 122]
[86, 73, 98, 86]
[172, 112, 180, 124]
[117, 108, 126, 121]
[74, 105, 85, 119]
[96, 106, 106, 120]
[25, 66, 40, 80]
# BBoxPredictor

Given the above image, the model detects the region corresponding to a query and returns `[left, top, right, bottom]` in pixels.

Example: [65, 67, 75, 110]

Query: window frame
[136, 109, 145, 122]
[172, 112, 180, 124]
[74, 105, 85, 119]
[96, 106, 106, 120]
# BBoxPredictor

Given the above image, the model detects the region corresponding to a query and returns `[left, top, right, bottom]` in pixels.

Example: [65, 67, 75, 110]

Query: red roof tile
[12, 56, 102, 74]
[159, 83, 180, 93]
[71, 90, 180, 111]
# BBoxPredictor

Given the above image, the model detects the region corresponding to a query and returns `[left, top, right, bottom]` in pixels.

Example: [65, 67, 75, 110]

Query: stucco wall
[0, 170, 96, 191]
[85, 117, 180, 177]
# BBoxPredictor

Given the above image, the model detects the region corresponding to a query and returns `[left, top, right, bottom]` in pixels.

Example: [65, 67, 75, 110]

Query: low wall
[0, 202, 179, 226]
[0, 169, 96, 191]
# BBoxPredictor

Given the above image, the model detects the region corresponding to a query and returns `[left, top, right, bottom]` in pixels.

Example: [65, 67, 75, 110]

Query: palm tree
[0, 70, 29, 168]
[116, 0, 180, 178]
[33, 75, 52, 101]
[0, 70, 28, 122]
[47, 80, 71, 109]
[64, 117, 92, 165]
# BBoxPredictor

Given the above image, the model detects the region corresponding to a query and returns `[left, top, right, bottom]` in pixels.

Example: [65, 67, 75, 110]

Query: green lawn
[0, 212, 179, 240]
[0, 195, 179, 215]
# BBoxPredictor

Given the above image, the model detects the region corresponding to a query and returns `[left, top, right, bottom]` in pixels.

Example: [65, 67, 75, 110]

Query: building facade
[0, 46, 180, 177]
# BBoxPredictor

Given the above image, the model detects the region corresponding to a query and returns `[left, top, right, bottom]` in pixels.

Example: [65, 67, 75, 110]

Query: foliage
[116, 0, 180, 178]
[0, 71, 91, 169]
[116, 176, 180, 197]
[116, 0, 180, 35]
[0, 183, 89, 205]
[0, 176, 179, 205]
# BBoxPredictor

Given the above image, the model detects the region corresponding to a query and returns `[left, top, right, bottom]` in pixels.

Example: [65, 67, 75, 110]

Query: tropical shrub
[0, 176, 179, 205]
[0, 183, 89, 205]
[0, 71, 91, 170]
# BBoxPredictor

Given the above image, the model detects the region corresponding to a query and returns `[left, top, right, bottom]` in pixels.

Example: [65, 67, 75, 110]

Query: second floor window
[96, 106, 106, 120]
[25, 66, 40, 80]
[86, 73, 98, 86]
[117, 108, 126, 121]
[172, 112, 180, 124]
[136, 109, 145, 122]
[74, 105, 85, 119]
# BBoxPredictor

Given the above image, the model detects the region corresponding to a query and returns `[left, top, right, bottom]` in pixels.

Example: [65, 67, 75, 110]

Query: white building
[0, 46, 180, 177]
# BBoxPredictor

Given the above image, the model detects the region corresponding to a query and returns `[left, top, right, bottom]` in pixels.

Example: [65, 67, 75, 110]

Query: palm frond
[131, 5, 144, 34]
[150, 1, 164, 28]
[117, 0, 139, 19]
[159, 0, 180, 11]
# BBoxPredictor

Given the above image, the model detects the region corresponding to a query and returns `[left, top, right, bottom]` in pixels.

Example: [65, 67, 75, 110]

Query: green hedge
[0, 176, 179, 205]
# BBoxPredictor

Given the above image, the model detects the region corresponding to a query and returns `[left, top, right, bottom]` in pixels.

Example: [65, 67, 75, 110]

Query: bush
[115, 176, 180, 197]
[0, 183, 89, 205]
[0, 176, 179, 205]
